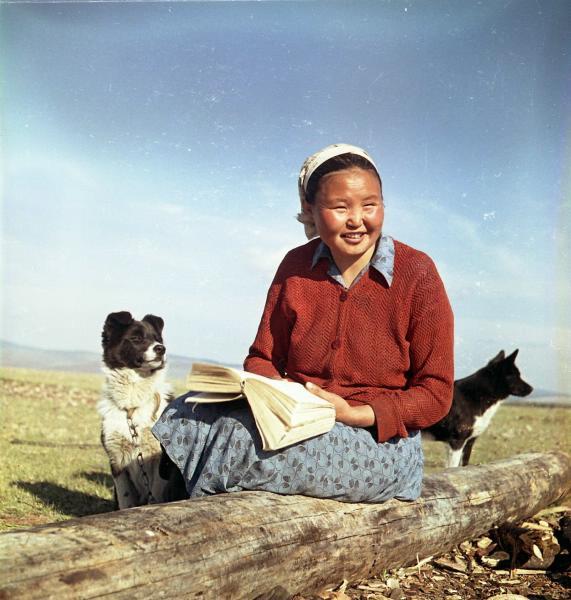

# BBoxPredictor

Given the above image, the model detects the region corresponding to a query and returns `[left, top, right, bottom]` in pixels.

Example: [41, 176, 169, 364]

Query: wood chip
[471, 565, 487, 574]
[356, 582, 385, 591]
[385, 577, 400, 590]
[495, 568, 548, 575]
[486, 595, 530, 600]
[535, 505, 570, 517]
[433, 557, 468, 573]
[521, 521, 551, 531]
[481, 550, 510, 567]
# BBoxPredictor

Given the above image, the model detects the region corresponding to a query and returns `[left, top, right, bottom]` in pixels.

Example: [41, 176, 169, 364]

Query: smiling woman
[302, 152, 383, 285]
[153, 143, 454, 503]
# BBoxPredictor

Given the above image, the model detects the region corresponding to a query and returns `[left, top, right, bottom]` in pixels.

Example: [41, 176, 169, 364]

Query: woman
[153, 143, 454, 502]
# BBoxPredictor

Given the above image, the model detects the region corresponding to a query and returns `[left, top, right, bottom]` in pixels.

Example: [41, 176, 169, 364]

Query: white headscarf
[296, 143, 379, 239]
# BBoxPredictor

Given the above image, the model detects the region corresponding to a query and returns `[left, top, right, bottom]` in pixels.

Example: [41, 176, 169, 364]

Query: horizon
[1, 1, 570, 394]
[2, 337, 571, 402]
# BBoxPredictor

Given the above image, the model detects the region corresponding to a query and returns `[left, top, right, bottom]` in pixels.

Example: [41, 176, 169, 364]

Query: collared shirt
[310, 234, 395, 289]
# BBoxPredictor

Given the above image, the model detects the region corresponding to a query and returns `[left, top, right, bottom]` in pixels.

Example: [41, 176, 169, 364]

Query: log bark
[0, 451, 569, 600]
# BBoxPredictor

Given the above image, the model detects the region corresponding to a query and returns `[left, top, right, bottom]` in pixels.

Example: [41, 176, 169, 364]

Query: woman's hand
[305, 382, 375, 428]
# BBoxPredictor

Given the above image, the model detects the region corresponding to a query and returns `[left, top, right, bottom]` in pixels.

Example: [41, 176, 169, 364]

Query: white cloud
[383, 198, 569, 391]
[455, 315, 570, 392]
[2, 152, 568, 391]
[244, 245, 291, 275]
[5, 152, 96, 190]
[1, 156, 304, 364]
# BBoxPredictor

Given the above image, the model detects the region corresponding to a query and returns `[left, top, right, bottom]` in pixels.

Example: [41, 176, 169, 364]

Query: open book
[185, 363, 336, 451]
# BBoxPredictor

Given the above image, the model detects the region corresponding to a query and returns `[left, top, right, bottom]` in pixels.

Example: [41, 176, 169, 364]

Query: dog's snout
[155, 344, 166, 356]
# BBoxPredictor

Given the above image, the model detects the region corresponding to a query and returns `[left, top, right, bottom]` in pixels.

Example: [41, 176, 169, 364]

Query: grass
[1, 367, 570, 531]
[0, 368, 110, 529]
[423, 402, 571, 471]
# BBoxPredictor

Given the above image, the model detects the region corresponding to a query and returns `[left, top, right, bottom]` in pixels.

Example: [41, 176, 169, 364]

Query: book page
[185, 391, 244, 403]
[186, 363, 243, 393]
[244, 378, 334, 427]
[248, 397, 335, 451]
[252, 402, 335, 450]
[242, 374, 334, 409]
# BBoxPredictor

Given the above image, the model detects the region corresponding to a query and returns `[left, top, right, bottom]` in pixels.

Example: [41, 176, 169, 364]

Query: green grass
[1, 367, 569, 530]
[423, 402, 571, 471]
[0, 368, 110, 529]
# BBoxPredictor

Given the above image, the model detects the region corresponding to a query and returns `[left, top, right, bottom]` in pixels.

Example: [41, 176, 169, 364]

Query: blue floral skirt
[152, 393, 423, 503]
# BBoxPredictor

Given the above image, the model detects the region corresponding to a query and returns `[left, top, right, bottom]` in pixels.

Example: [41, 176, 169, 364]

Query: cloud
[5, 152, 97, 190]
[151, 202, 186, 216]
[455, 315, 570, 391]
[383, 197, 569, 391]
[389, 199, 562, 303]
[1, 154, 304, 363]
[243, 244, 291, 275]
[2, 149, 568, 390]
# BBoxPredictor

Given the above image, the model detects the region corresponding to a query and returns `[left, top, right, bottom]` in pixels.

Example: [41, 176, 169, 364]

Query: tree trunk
[0, 451, 569, 600]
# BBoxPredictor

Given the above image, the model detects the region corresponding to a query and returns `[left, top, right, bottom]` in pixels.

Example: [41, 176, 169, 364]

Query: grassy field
[1, 366, 570, 531]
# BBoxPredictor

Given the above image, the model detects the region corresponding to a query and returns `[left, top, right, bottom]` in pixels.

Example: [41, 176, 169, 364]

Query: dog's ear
[143, 314, 164, 335]
[488, 350, 505, 365]
[506, 349, 519, 363]
[102, 311, 133, 347]
[106, 311, 134, 327]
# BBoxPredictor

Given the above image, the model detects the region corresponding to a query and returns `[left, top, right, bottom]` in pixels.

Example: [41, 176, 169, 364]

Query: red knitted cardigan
[244, 238, 454, 443]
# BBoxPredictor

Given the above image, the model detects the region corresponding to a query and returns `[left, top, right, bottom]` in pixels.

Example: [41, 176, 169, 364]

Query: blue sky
[1, 1, 570, 394]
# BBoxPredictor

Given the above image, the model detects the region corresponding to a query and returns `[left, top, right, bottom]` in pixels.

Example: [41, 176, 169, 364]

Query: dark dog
[424, 349, 533, 468]
[98, 311, 186, 508]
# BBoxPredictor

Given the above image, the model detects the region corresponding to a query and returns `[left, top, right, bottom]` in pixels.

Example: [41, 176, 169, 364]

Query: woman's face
[304, 167, 384, 267]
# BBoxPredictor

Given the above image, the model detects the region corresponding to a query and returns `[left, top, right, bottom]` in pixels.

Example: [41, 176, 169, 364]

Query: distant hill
[1, 340, 569, 405]
[0, 340, 229, 382]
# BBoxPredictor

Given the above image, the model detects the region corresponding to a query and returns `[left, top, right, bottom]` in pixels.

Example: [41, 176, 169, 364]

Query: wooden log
[0, 451, 569, 600]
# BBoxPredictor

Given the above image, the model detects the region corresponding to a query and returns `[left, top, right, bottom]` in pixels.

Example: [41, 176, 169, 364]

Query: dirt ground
[296, 507, 571, 600]
[311, 555, 570, 600]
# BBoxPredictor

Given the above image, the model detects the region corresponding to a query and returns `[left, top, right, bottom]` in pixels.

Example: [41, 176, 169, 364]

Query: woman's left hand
[305, 382, 375, 428]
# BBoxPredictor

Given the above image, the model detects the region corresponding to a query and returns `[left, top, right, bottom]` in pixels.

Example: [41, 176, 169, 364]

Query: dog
[423, 349, 533, 468]
[98, 311, 186, 508]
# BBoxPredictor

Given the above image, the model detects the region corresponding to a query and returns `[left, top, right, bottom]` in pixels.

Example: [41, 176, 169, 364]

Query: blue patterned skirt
[152, 393, 423, 503]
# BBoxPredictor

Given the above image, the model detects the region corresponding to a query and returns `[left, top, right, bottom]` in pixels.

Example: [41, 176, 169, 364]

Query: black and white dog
[98, 311, 185, 508]
[424, 349, 533, 468]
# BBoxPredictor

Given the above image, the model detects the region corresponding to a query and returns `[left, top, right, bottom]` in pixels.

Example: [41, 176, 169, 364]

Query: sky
[1, 0, 570, 394]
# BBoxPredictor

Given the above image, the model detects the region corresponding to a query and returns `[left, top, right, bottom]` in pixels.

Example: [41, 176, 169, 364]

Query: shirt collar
[311, 235, 394, 287]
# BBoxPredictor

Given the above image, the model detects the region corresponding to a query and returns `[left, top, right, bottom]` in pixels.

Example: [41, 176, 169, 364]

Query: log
[0, 451, 569, 600]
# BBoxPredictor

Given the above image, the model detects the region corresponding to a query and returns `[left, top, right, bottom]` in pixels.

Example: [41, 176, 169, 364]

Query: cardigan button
[339, 292, 348, 301]
[331, 340, 341, 350]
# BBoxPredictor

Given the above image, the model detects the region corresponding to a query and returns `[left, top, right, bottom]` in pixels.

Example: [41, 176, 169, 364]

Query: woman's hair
[304, 153, 382, 205]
